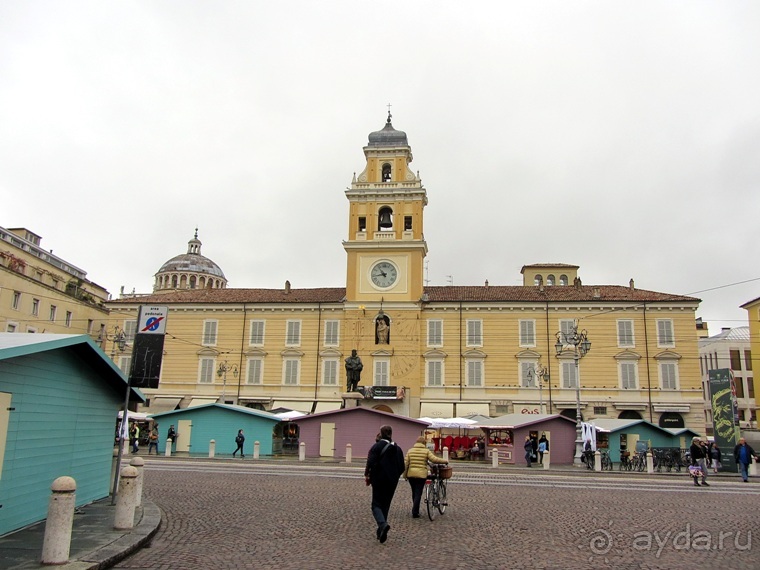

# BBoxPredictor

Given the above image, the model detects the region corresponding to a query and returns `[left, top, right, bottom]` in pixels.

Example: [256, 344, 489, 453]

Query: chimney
[284, 280, 291, 294]
[574, 277, 582, 290]
[593, 287, 601, 298]
[485, 279, 489, 287]
[629, 278, 635, 291]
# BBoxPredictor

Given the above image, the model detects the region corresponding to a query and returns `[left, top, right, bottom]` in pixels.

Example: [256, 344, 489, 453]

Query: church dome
[154, 230, 227, 292]
[368, 113, 408, 147]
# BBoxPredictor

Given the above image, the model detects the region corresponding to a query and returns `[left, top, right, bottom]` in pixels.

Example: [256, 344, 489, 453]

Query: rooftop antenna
[446, 275, 454, 286]
[424, 260, 430, 286]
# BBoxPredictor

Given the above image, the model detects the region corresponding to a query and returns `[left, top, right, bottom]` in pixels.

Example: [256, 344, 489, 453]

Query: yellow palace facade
[107, 115, 704, 431]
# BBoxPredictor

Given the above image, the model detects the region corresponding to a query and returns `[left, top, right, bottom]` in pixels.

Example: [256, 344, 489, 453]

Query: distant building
[106, 114, 705, 433]
[0, 226, 110, 339]
[740, 295, 760, 421]
[699, 326, 755, 434]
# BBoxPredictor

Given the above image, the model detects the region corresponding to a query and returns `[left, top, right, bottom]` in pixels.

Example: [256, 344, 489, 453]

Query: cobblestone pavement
[114, 459, 760, 570]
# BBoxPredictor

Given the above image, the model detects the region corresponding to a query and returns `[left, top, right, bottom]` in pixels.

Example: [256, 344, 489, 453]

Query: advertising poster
[708, 368, 740, 473]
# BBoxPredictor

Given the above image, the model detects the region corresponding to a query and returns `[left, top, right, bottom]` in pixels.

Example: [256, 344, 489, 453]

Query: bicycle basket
[437, 465, 453, 479]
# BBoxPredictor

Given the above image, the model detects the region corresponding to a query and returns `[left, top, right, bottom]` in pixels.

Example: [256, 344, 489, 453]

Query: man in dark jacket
[364, 425, 405, 544]
[733, 438, 758, 482]
[689, 437, 709, 486]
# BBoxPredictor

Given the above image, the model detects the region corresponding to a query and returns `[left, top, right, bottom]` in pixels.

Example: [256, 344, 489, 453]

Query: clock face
[370, 261, 398, 288]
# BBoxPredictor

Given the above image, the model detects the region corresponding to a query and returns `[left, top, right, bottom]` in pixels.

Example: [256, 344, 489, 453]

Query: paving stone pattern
[114, 465, 760, 570]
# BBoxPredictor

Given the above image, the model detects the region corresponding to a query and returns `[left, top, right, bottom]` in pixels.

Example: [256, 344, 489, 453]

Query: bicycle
[600, 450, 613, 471]
[425, 464, 451, 521]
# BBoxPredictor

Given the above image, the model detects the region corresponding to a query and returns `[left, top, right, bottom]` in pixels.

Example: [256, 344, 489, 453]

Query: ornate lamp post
[530, 363, 549, 414]
[555, 322, 591, 466]
[217, 361, 239, 402]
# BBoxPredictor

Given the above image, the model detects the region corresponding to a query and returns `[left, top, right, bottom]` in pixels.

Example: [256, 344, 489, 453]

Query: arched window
[546, 274, 555, 286]
[534, 275, 542, 286]
[189, 276, 196, 289]
[559, 274, 568, 286]
[171, 275, 178, 288]
[382, 163, 392, 182]
[378, 206, 393, 230]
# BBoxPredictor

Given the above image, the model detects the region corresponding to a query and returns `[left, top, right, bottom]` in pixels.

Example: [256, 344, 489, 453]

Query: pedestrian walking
[148, 423, 159, 455]
[403, 436, 447, 518]
[689, 437, 709, 486]
[524, 435, 533, 467]
[233, 429, 245, 458]
[710, 442, 722, 473]
[130, 423, 140, 453]
[364, 425, 405, 543]
[167, 425, 177, 453]
[733, 437, 758, 482]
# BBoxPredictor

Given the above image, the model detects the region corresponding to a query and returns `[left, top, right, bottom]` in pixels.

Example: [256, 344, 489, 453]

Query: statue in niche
[375, 314, 390, 345]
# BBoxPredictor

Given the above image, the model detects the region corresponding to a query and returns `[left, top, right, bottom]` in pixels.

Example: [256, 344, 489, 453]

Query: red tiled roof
[110, 285, 699, 305]
[423, 285, 699, 303]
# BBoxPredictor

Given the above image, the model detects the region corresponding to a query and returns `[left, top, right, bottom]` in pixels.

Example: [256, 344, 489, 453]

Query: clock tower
[344, 112, 428, 304]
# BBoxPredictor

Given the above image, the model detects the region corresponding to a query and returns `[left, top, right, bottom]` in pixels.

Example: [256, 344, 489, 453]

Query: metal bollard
[345, 443, 352, 464]
[114, 466, 139, 530]
[543, 450, 550, 470]
[41, 476, 76, 565]
[209, 439, 216, 458]
[129, 457, 145, 507]
[491, 448, 499, 468]
[254, 441, 260, 459]
[443, 446, 449, 462]
[646, 451, 654, 474]
[165, 438, 172, 457]
[594, 451, 602, 472]
[299, 441, 306, 461]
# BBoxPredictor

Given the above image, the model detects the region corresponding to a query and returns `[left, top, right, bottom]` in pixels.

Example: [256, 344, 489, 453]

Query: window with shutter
[617, 320, 634, 347]
[660, 362, 677, 389]
[562, 361, 578, 388]
[620, 362, 637, 389]
[375, 360, 389, 385]
[249, 321, 265, 345]
[199, 358, 215, 383]
[466, 360, 483, 386]
[427, 360, 443, 386]
[284, 359, 300, 385]
[559, 319, 575, 344]
[324, 321, 339, 346]
[519, 320, 536, 347]
[286, 321, 301, 346]
[323, 359, 338, 385]
[119, 356, 132, 375]
[124, 320, 137, 342]
[466, 320, 482, 347]
[656, 320, 674, 347]
[521, 362, 536, 387]
[427, 320, 443, 347]
[202, 320, 218, 346]
[247, 359, 262, 384]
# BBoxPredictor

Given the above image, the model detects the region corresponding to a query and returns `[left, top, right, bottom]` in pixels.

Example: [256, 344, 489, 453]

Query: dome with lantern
[154, 230, 227, 292]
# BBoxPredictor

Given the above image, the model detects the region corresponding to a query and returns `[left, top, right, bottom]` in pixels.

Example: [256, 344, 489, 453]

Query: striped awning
[187, 397, 218, 408]
[147, 397, 182, 415]
[455, 403, 490, 417]
[314, 401, 343, 413]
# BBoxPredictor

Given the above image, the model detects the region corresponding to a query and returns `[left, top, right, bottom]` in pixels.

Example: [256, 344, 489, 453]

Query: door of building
[319, 422, 335, 457]
[177, 419, 192, 453]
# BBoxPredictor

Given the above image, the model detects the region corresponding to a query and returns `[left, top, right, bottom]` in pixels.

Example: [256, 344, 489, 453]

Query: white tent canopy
[117, 410, 150, 421]
[419, 417, 478, 429]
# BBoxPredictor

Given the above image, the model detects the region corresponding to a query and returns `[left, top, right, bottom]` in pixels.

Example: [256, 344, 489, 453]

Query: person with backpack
[148, 423, 160, 455]
[364, 425, 405, 543]
[233, 429, 245, 458]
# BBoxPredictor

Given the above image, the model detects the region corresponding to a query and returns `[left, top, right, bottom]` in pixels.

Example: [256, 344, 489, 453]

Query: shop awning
[272, 400, 313, 413]
[314, 401, 343, 413]
[420, 402, 454, 418]
[187, 397, 218, 408]
[147, 397, 182, 414]
[455, 403, 490, 417]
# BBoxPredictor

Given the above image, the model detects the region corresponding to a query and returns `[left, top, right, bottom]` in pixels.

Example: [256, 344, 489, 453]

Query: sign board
[708, 369, 739, 473]
[137, 306, 168, 335]
[360, 386, 403, 400]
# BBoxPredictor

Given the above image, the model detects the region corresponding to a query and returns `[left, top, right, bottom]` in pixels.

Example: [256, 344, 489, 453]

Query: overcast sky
[2, 2, 759, 336]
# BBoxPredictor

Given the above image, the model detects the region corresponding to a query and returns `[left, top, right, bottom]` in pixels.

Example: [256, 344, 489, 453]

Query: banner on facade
[129, 305, 168, 389]
[359, 386, 404, 400]
[708, 368, 740, 473]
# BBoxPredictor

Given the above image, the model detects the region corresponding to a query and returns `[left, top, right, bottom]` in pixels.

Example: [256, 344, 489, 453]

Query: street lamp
[98, 326, 127, 361]
[555, 322, 591, 466]
[217, 361, 239, 402]
[530, 363, 549, 414]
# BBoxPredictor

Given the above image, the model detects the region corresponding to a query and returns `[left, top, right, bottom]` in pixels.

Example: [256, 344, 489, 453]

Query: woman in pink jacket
[404, 436, 448, 518]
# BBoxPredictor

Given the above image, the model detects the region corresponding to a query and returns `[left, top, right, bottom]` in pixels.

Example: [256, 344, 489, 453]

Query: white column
[41, 476, 76, 565]
[345, 443, 352, 464]
[209, 439, 216, 458]
[114, 466, 139, 530]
